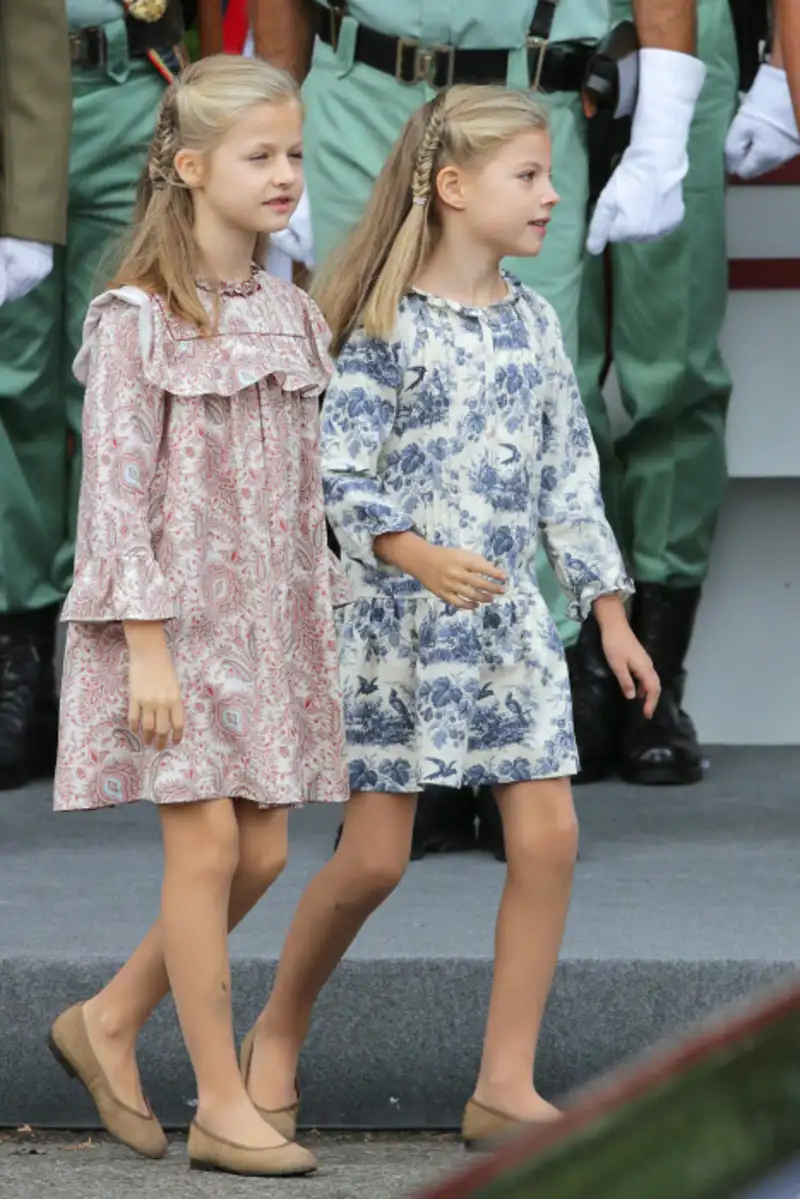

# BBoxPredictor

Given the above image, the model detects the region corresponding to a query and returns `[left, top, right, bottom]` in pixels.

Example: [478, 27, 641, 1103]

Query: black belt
[70, 3, 184, 68]
[315, 4, 593, 93]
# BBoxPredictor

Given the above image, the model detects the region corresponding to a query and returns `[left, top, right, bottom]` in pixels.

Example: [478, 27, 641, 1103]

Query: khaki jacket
[0, 0, 71, 245]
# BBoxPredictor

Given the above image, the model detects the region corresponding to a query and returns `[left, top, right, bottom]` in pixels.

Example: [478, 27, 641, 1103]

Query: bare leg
[472, 778, 578, 1121]
[246, 791, 416, 1112]
[83, 800, 287, 1134]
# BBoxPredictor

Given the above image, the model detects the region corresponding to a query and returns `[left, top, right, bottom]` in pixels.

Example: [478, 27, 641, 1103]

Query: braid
[411, 95, 448, 206]
[148, 87, 180, 190]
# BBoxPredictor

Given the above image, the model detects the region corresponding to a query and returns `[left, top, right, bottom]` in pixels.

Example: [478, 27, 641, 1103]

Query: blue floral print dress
[321, 274, 633, 794]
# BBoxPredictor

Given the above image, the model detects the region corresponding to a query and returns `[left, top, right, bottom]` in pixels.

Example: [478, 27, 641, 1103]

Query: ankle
[83, 994, 140, 1046]
[255, 1008, 307, 1056]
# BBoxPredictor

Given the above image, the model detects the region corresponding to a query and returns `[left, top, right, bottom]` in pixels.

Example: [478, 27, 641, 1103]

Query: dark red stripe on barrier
[729, 259, 800, 289]
[729, 159, 800, 186]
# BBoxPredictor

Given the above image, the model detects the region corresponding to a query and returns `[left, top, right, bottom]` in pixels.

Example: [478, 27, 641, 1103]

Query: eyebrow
[247, 141, 303, 152]
[516, 159, 546, 170]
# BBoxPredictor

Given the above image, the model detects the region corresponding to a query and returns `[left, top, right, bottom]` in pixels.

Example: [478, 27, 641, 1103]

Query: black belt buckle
[395, 37, 455, 89]
[526, 35, 548, 91]
[69, 26, 108, 68]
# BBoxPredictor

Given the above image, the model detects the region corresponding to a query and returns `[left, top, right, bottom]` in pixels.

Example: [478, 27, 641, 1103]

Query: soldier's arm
[0, 0, 72, 244]
[250, 0, 316, 84]
[632, 0, 696, 54]
[772, 0, 800, 130]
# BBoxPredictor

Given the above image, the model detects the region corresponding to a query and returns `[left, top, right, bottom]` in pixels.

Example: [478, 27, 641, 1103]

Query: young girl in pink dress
[47, 55, 348, 1178]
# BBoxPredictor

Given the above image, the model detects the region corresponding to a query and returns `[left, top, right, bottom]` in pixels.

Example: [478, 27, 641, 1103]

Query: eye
[249, 152, 269, 162]
[290, 151, 304, 161]
[519, 171, 536, 181]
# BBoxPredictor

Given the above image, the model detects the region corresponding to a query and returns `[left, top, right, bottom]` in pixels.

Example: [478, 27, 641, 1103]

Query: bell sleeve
[61, 298, 177, 624]
[320, 328, 416, 567]
[537, 309, 634, 622]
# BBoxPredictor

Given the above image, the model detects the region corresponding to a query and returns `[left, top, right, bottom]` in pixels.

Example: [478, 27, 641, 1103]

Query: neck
[193, 203, 257, 283]
[413, 224, 505, 306]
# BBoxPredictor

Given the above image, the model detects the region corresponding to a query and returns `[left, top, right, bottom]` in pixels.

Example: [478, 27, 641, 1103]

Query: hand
[408, 543, 506, 610]
[0, 238, 54, 306]
[600, 621, 661, 719]
[586, 49, 707, 254]
[725, 65, 800, 180]
[128, 643, 185, 751]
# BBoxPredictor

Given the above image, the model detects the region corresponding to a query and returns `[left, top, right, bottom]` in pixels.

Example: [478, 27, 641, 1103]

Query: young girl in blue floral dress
[238, 85, 661, 1146]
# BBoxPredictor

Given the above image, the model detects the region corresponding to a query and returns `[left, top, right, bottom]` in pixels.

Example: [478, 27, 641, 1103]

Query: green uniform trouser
[302, 0, 738, 646]
[0, 58, 164, 614]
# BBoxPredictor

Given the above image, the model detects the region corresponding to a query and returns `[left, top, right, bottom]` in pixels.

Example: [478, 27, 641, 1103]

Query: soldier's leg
[609, 0, 738, 784]
[52, 61, 166, 599]
[0, 264, 66, 789]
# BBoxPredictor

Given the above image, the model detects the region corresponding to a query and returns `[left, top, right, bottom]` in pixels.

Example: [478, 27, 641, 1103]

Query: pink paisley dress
[54, 270, 350, 811]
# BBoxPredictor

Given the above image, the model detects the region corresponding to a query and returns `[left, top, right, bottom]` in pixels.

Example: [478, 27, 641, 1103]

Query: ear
[435, 164, 467, 211]
[174, 148, 204, 189]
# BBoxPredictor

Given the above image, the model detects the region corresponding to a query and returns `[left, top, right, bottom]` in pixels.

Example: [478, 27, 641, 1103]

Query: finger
[447, 592, 477, 610]
[585, 188, 615, 255]
[155, 705, 170, 752]
[612, 661, 636, 701]
[141, 703, 157, 745]
[461, 555, 506, 582]
[171, 700, 185, 745]
[465, 574, 506, 596]
[641, 672, 662, 720]
[128, 699, 140, 736]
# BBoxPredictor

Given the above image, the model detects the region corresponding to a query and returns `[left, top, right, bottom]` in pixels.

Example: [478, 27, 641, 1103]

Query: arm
[0, 0, 71, 246]
[250, 0, 316, 84]
[65, 301, 176, 626]
[537, 312, 633, 624]
[632, 0, 695, 52]
[586, 0, 705, 254]
[773, 0, 800, 132]
[724, 0, 800, 180]
[320, 329, 417, 567]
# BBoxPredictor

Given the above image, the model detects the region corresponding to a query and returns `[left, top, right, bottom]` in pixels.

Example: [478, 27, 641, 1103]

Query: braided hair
[147, 88, 181, 191]
[410, 94, 448, 208]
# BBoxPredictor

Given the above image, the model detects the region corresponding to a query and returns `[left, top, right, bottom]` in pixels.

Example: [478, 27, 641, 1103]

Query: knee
[184, 805, 242, 886]
[507, 809, 580, 876]
[238, 839, 288, 890]
[340, 844, 409, 905]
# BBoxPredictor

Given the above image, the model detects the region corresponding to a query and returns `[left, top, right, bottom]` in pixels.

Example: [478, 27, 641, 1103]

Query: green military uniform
[0, 0, 72, 248]
[302, 0, 739, 812]
[0, 0, 179, 790]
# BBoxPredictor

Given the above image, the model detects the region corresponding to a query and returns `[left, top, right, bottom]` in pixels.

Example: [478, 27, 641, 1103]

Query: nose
[273, 153, 299, 187]
[545, 179, 560, 207]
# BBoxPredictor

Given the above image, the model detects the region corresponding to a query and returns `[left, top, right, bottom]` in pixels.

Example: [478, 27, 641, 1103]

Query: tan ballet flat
[48, 1003, 168, 1160]
[187, 1120, 317, 1176]
[462, 1097, 560, 1150]
[239, 1024, 300, 1141]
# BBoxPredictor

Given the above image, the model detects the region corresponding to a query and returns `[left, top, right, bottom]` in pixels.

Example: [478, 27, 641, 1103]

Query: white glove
[587, 48, 707, 255]
[724, 64, 800, 180]
[0, 238, 54, 306]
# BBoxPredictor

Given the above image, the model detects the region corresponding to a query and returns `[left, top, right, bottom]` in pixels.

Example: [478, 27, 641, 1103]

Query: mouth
[264, 196, 294, 209]
[529, 218, 550, 228]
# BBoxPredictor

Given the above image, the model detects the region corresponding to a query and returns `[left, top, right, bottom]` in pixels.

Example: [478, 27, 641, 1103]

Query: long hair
[110, 55, 300, 332]
[312, 85, 549, 355]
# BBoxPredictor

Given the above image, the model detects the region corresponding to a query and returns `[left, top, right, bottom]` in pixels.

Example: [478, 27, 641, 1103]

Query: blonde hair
[111, 55, 300, 332]
[312, 85, 549, 354]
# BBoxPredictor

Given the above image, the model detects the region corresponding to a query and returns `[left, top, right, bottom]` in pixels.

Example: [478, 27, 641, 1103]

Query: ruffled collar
[196, 266, 262, 298]
[408, 269, 523, 316]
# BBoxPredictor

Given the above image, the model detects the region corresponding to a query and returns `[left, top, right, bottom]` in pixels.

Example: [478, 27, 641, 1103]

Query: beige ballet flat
[239, 1024, 300, 1141]
[48, 1003, 168, 1160]
[462, 1096, 561, 1150]
[187, 1119, 317, 1176]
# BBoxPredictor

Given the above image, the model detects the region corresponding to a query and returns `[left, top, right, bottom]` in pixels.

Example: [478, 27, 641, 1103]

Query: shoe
[187, 1120, 317, 1176]
[239, 1025, 300, 1141]
[620, 584, 704, 786]
[410, 785, 478, 860]
[566, 614, 622, 785]
[461, 1097, 560, 1150]
[0, 607, 59, 791]
[48, 1003, 168, 1159]
[475, 787, 505, 861]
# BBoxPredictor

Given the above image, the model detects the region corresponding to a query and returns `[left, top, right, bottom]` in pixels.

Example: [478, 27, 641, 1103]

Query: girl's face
[184, 99, 304, 237]
[438, 129, 559, 260]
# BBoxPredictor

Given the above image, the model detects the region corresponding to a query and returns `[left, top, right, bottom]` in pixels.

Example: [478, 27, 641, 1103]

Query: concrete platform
[1, 747, 798, 1130]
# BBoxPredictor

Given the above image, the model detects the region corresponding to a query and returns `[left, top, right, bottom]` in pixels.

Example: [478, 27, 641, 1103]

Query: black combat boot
[620, 583, 704, 786]
[410, 785, 478, 860]
[0, 606, 60, 790]
[566, 613, 622, 784]
[475, 786, 505, 861]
